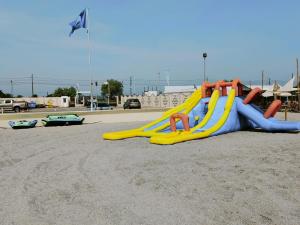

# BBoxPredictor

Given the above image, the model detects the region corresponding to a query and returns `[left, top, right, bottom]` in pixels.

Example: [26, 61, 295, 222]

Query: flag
[69, 9, 88, 37]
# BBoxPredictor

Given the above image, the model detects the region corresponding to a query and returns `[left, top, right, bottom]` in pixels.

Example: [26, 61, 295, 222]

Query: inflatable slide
[103, 79, 300, 144]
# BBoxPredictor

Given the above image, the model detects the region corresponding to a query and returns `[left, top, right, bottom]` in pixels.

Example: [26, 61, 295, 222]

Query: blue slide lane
[236, 98, 300, 131]
[194, 96, 228, 133]
[212, 98, 250, 136]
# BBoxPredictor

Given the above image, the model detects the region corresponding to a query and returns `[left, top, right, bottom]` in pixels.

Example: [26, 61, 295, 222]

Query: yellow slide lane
[150, 89, 236, 145]
[102, 88, 202, 140]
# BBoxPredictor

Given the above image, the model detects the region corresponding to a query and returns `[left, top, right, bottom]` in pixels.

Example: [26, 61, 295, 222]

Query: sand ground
[0, 113, 299, 225]
[0, 111, 163, 128]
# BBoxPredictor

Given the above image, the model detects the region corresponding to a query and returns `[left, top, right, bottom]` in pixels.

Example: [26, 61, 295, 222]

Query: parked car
[123, 98, 141, 109]
[95, 102, 113, 110]
[87, 102, 113, 110]
[0, 99, 28, 112]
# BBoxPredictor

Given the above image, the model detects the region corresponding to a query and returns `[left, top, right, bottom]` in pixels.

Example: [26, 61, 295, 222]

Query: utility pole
[165, 69, 170, 86]
[95, 81, 98, 102]
[31, 74, 34, 97]
[107, 82, 110, 105]
[274, 80, 278, 100]
[297, 58, 299, 111]
[133, 76, 136, 94]
[166, 75, 170, 86]
[90, 80, 94, 111]
[157, 72, 160, 93]
[10, 80, 13, 97]
[261, 70, 264, 90]
[129, 76, 133, 96]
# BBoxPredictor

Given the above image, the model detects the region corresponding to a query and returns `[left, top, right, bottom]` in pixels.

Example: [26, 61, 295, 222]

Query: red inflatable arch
[243, 87, 262, 104]
[170, 113, 190, 132]
[264, 100, 282, 119]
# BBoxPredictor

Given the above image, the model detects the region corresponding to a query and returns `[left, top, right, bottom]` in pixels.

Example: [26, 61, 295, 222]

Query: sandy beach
[0, 111, 163, 128]
[0, 112, 299, 225]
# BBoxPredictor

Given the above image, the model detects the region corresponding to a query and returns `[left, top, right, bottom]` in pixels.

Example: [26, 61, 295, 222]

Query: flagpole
[87, 8, 93, 112]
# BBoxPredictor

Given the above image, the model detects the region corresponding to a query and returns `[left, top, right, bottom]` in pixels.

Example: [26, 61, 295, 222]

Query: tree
[101, 79, 123, 97]
[0, 90, 12, 98]
[48, 87, 77, 97]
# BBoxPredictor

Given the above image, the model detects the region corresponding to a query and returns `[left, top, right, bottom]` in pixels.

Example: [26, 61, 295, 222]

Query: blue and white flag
[69, 9, 88, 37]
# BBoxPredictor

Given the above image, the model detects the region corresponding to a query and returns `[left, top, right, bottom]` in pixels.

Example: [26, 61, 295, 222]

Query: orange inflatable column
[170, 113, 190, 132]
[264, 100, 282, 119]
[243, 87, 262, 104]
[221, 87, 227, 96]
[238, 84, 243, 96]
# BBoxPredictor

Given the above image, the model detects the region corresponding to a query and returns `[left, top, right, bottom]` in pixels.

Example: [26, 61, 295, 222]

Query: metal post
[95, 81, 98, 103]
[203, 53, 207, 82]
[297, 58, 299, 112]
[129, 76, 132, 96]
[157, 72, 160, 93]
[284, 106, 288, 121]
[87, 8, 93, 112]
[107, 82, 110, 105]
[10, 80, 13, 97]
[31, 74, 34, 97]
[133, 76, 136, 94]
[274, 80, 277, 100]
[166, 70, 170, 86]
[261, 70, 264, 90]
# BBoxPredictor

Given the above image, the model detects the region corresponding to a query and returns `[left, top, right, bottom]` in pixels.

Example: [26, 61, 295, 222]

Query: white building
[164, 85, 199, 95]
[144, 91, 158, 96]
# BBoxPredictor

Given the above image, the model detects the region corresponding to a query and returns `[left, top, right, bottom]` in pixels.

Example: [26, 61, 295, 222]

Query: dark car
[96, 102, 113, 110]
[123, 99, 141, 109]
[87, 102, 113, 110]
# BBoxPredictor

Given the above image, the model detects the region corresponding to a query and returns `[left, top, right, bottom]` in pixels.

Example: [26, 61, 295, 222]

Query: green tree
[0, 90, 12, 98]
[49, 87, 77, 97]
[101, 79, 123, 97]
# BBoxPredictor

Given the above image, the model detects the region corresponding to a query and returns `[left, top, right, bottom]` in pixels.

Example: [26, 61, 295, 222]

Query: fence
[120, 93, 192, 108]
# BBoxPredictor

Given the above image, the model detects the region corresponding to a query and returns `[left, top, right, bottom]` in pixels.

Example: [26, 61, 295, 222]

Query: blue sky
[0, 0, 299, 96]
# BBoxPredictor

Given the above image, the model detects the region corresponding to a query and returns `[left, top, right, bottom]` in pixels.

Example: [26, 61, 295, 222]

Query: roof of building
[164, 85, 199, 94]
[245, 78, 298, 97]
[281, 77, 295, 92]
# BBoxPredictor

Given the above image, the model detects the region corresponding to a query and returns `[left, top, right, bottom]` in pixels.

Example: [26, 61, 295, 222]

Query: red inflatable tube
[243, 87, 262, 104]
[264, 100, 282, 119]
[170, 113, 190, 132]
